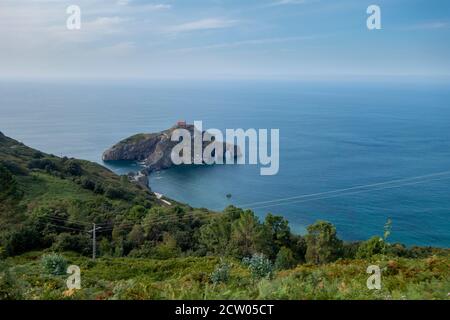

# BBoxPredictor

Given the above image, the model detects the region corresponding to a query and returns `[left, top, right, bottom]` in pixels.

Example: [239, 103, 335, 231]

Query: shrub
[127, 225, 145, 246]
[242, 253, 273, 279]
[99, 237, 113, 257]
[52, 233, 91, 255]
[32, 151, 44, 159]
[3, 225, 43, 256]
[0, 165, 17, 198]
[27, 158, 57, 171]
[80, 178, 96, 191]
[152, 234, 181, 259]
[93, 183, 105, 194]
[342, 241, 360, 259]
[127, 205, 146, 221]
[105, 186, 128, 200]
[356, 236, 386, 259]
[64, 160, 82, 176]
[41, 253, 68, 275]
[275, 247, 296, 270]
[0, 161, 27, 176]
[0, 264, 24, 300]
[210, 260, 231, 284]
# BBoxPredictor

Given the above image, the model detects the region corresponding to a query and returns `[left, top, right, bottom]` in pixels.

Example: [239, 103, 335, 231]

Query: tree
[52, 232, 91, 255]
[127, 205, 146, 221]
[223, 206, 244, 221]
[230, 211, 264, 258]
[3, 225, 43, 256]
[128, 225, 145, 247]
[275, 246, 297, 270]
[305, 221, 343, 264]
[199, 215, 232, 255]
[291, 234, 307, 263]
[153, 233, 180, 259]
[263, 214, 291, 259]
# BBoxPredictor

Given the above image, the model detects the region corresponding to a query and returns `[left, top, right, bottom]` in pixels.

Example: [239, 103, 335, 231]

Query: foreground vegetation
[0, 131, 449, 300]
[1, 251, 448, 300]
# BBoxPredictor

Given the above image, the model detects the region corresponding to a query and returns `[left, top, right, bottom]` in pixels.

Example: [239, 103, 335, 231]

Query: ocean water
[1, 79, 449, 247]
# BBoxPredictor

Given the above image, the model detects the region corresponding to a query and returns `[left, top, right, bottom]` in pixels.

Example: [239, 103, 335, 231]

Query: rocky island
[102, 122, 240, 184]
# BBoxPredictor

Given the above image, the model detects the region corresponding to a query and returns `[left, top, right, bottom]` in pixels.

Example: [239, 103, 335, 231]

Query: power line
[34, 214, 112, 227]
[226, 170, 450, 210]
[248, 175, 450, 211]
[98, 211, 215, 233]
[43, 223, 87, 233]
[33, 210, 215, 235]
[36, 216, 92, 227]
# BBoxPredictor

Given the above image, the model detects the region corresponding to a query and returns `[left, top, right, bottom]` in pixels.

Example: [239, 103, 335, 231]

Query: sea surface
[1, 79, 449, 247]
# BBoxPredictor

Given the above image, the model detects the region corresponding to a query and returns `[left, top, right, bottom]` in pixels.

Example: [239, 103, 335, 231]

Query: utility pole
[90, 223, 101, 260]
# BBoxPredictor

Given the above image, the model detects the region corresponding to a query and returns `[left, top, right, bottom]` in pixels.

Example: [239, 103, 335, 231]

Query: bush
[342, 241, 360, 259]
[3, 225, 43, 256]
[41, 253, 68, 275]
[0, 264, 24, 300]
[210, 260, 231, 284]
[27, 158, 57, 171]
[105, 187, 129, 200]
[80, 178, 96, 191]
[0, 165, 17, 198]
[242, 253, 273, 279]
[356, 236, 386, 259]
[32, 151, 44, 159]
[64, 160, 82, 176]
[152, 234, 181, 259]
[275, 247, 296, 270]
[94, 183, 105, 194]
[0, 160, 27, 176]
[52, 233, 91, 255]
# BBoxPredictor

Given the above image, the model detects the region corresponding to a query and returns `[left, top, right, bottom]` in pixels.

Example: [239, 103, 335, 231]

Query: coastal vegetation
[0, 132, 448, 300]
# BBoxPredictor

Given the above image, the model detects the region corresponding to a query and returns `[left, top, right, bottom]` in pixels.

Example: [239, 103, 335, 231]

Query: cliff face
[103, 125, 240, 173]
[102, 133, 161, 162]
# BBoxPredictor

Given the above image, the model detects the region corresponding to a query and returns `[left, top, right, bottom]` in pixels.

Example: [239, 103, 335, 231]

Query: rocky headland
[102, 123, 240, 182]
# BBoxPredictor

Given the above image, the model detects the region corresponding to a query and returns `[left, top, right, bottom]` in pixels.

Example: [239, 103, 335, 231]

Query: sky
[0, 0, 450, 80]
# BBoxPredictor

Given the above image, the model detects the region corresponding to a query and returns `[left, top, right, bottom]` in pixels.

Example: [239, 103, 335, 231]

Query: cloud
[269, 0, 308, 6]
[117, 1, 172, 11]
[141, 4, 172, 11]
[44, 16, 129, 44]
[405, 21, 450, 30]
[117, 0, 130, 5]
[95, 41, 136, 56]
[165, 18, 238, 34]
[86, 16, 128, 32]
[172, 35, 326, 52]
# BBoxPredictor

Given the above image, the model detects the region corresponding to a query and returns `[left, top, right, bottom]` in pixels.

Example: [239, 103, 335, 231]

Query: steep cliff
[102, 124, 240, 173]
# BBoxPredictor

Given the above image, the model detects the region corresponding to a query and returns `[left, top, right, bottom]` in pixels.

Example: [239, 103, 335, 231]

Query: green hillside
[0, 132, 448, 300]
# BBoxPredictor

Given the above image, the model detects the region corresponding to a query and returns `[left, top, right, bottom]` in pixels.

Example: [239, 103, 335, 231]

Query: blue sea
[1, 79, 449, 247]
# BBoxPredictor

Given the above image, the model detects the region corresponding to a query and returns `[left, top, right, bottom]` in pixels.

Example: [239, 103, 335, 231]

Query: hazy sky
[1, 0, 450, 79]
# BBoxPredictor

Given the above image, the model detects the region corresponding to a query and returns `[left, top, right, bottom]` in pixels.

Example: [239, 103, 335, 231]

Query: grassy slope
[4, 251, 449, 300]
[0, 132, 164, 228]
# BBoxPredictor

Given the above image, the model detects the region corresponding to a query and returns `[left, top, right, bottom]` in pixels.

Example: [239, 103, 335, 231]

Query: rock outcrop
[103, 124, 240, 173]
